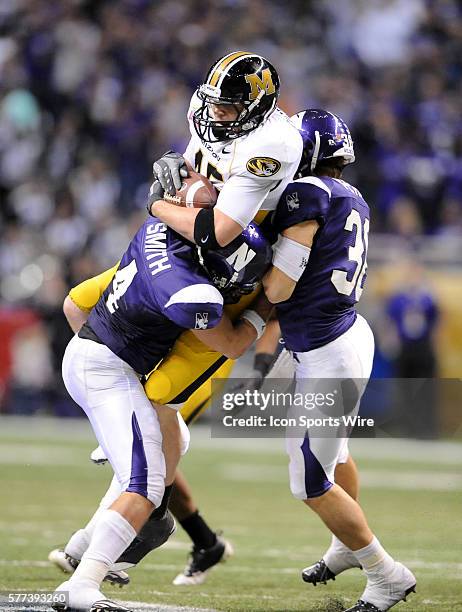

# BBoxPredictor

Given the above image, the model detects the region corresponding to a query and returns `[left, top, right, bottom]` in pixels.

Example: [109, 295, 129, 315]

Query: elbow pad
[272, 235, 311, 282]
[193, 208, 219, 249]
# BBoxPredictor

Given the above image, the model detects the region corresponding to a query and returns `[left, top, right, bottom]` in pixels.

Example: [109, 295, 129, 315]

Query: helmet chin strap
[239, 89, 265, 128]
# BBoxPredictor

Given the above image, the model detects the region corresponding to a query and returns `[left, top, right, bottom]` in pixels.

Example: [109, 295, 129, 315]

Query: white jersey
[183, 93, 303, 227]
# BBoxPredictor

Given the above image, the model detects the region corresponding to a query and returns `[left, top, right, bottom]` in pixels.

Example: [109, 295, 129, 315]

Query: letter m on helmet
[226, 244, 256, 272]
[245, 68, 276, 100]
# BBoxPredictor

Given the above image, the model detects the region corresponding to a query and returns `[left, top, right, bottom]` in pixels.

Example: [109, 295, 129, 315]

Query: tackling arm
[149, 200, 242, 247]
[193, 313, 257, 360]
[150, 172, 273, 248]
[263, 220, 319, 303]
[193, 292, 273, 360]
[63, 296, 89, 333]
[64, 262, 119, 332]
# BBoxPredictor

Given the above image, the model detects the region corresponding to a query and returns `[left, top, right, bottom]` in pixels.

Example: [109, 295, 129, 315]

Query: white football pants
[62, 335, 166, 507]
[286, 314, 375, 500]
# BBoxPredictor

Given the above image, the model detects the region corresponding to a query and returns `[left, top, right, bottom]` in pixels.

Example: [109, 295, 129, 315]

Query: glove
[225, 353, 274, 417]
[147, 179, 165, 214]
[152, 150, 188, 196]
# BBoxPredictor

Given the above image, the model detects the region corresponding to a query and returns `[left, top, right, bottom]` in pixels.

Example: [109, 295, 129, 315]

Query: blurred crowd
[0, 0, 460, 414]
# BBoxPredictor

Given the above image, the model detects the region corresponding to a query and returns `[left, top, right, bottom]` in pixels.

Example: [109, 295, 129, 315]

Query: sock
[180, 510, 216, 550]
[353, 536, 395, 580]
[324, 535, 356, 574]
[64, 529, 90, 561]
[149, 484, 173, 520]
[71, 509, 136, 589]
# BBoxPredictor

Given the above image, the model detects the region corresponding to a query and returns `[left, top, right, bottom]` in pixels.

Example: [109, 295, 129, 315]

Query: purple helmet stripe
[126, 412, 148, 498]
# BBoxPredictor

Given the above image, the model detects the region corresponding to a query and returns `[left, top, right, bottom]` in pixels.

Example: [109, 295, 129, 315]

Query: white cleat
[51, 580, 133, 611]
[90, 446, 108, 465]
[48, 549, 130, 587]
[173, 536, 234, 586]
[355, 562, 417, 611]
[49, 548, 78, 574]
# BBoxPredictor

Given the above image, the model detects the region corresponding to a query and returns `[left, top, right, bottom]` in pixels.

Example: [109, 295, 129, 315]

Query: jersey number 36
[331, 209, 369, 302]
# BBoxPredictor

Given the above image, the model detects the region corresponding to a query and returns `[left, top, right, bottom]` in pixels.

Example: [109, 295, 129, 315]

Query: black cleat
[115, 509, 176, 569]
[52, 601, 132, 612]
[90, 601, 133, 612]
[173, 535, 234, 585]
[302, 559, 336, 586]
[343, 601, 382, 612]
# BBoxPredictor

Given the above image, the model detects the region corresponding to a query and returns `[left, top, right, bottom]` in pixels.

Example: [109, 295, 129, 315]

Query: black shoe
[173, 535, 234, 585]
[115, 509, 176, 568]
[302, 559, 336, 586]
[90, 601, 133, 612]
[343, 602, 382, 612]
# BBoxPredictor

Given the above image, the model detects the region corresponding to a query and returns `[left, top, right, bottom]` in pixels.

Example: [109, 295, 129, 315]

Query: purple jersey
[273, 176, 370, 352]
[88, 217, 223, 374]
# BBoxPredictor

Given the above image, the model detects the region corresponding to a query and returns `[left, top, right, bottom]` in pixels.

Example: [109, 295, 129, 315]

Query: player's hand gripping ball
[163, 171, 218, 208]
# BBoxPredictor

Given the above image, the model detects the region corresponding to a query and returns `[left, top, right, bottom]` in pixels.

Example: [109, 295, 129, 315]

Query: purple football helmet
[291, 109, 355, 177]
[199, 223, 272, 303]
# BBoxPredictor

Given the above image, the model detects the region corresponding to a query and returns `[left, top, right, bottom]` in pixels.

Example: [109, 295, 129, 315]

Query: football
[164, 171, 218, 208]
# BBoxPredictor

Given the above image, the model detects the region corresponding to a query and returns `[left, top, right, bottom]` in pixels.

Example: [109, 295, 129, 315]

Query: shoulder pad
[164, 283, 223, 330]
[274, 177, 332, 231]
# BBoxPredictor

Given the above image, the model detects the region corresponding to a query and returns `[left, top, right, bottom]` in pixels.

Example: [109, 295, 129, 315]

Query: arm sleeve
[68, 262, 120, 312]
[273, 181, 332, 233]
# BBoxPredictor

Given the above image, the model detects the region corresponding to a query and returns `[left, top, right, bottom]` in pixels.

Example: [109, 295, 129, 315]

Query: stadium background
[0, 1, 461, 611]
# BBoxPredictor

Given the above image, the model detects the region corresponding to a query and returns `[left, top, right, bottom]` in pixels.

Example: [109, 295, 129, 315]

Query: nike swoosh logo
[222, 145, 232, 155]
[201, 236, 209, 243]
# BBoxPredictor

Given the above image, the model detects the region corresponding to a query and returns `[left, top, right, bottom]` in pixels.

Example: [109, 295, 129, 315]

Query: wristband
[241, 309, 266, 340]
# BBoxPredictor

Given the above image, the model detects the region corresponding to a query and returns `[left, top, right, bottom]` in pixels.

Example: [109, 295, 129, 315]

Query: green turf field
[0, 417, 461, 611]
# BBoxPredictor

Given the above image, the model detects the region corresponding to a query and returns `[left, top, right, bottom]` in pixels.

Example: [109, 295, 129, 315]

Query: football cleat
[302, 559, 337, 586]
[344, 563, 416, 611]
[114, 510, 176, 570]
[48, 549, 130, 587]
[302, 552, 361, 586]
[90, 601, 133, 612]
[52, 579, 133, 611]
[343, 602, 382, 612]
[173, 535, 234, 586]
[90, 445, 108, 465]
[51, 580, 127, 611]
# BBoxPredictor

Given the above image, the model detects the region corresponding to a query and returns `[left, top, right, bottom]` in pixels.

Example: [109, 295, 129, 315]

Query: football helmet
[199, 223, 272, 304]
[291, 109, 355, 177]
[193, 51, 280, 143]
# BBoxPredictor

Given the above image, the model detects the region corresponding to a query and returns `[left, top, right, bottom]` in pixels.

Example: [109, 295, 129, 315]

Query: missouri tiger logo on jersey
[246, 157, 281, 177]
